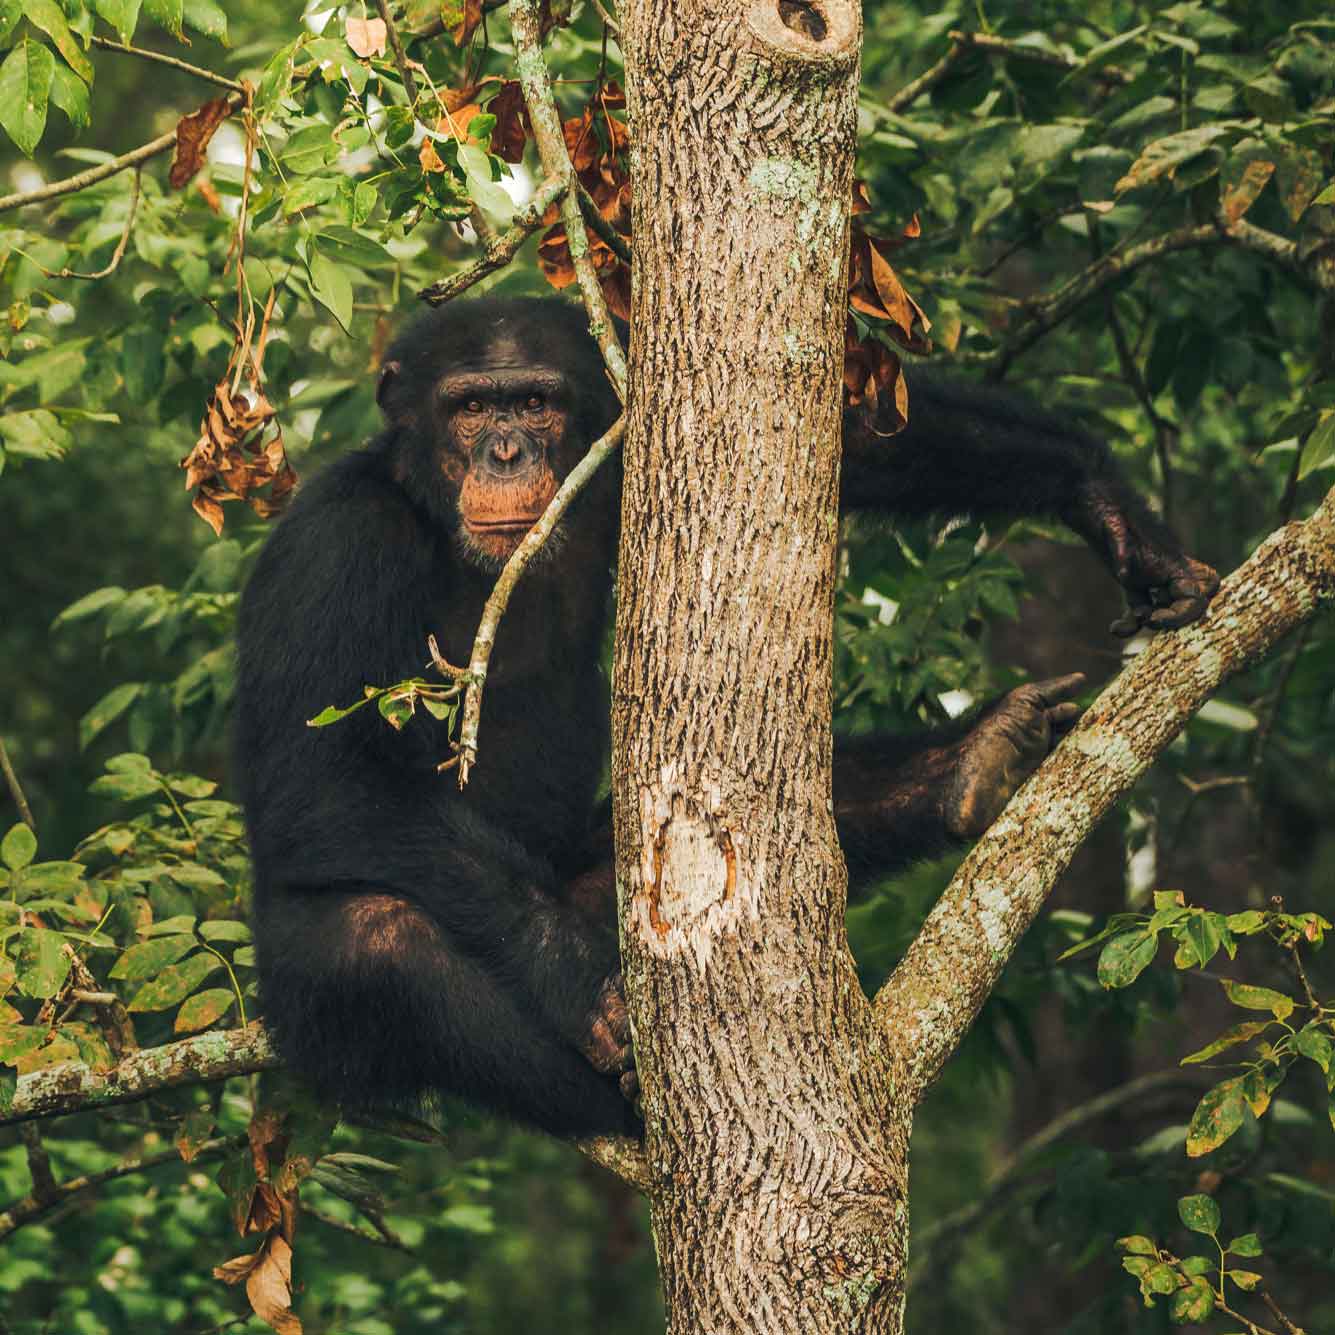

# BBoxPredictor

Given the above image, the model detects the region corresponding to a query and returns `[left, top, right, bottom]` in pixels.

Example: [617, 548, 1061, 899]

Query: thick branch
[1, 1021, 648, 1189]
[1, 1024, 281, 1127]
[453, 416, 626, 782]
[875, 487, 1335, 1101]
[419, 174, 569, 305]
[508, 0, 627, 397]
[0, 92, 244, 215]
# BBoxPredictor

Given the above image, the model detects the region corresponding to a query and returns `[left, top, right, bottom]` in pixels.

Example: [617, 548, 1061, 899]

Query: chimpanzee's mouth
[465, 517, 542, 534]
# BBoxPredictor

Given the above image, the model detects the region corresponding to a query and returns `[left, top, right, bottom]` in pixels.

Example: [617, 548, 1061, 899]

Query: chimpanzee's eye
[524, 394, 545, 411]
[464, 399, 486, 414]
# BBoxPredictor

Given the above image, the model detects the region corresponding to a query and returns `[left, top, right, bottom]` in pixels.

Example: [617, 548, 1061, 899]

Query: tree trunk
[613, 3, 908, 1331]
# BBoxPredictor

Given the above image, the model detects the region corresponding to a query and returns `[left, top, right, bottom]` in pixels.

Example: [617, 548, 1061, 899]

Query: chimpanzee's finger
[1047, 702, 1082, 737]
[1030, 672, 1087, 705]
[1146, 559, 1221, 630]
[619, 1068, 639, 1103]
[1110, 599, 1151, 638]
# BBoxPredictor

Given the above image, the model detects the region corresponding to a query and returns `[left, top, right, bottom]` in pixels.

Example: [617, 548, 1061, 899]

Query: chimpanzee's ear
[376, 359, 402, 412]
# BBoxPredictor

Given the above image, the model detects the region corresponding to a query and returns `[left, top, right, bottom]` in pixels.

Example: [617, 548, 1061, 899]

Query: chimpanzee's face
[430, 347, 573, 565]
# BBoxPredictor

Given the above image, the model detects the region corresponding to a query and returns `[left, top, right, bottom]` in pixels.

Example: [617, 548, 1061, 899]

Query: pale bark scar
[642, 810, 737, 949]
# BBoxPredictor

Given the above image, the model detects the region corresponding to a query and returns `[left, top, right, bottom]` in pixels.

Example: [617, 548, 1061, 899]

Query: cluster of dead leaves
[537, 82, 633, 320]
[842, 183, 932, 435]
[213, 1110, 312, 1335]
[439, 0, 571, 46]
[420, 77, 529, 174]
[181, 362, 296, 536]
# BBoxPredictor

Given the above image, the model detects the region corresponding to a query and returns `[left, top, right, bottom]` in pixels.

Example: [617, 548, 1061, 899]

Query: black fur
[237, 297, 1200, 1137]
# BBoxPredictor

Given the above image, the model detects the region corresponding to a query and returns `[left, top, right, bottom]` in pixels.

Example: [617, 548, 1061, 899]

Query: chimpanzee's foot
[945, 674, 1086, 840]
[580, 972, 637, 1105]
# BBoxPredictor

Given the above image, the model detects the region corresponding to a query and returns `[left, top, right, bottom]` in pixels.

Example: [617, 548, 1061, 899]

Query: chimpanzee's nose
[489, 437, 521, 466]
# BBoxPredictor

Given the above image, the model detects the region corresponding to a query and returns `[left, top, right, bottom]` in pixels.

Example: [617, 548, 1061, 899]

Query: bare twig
[300, 1200, 415, 1254]
[374, 0, 419, 104]
[577, 183, 632, 264]
[454, 416, 626, 784]
[909, 1070, 1198, 1288]
[1261, 1289, 1308, 1335]
[34, 170, 142, 282]
[509, 0, 627, 397]
[590, 0, 621, 33]
[0, 92, 243, 215]
[876, 484, 1335, 1100]
[885, 27, 1128, 115]
[18, 1124, 58, 1205]
[0, 737, 35, 831]
[968, 215, 1335, 376]
[419, 174, 569, 305]
[0, 1135, 236, 1240]
[89, 36, 244, 91]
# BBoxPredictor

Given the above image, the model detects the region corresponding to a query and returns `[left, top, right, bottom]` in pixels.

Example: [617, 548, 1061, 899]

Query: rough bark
[613, 3, 906, 1332]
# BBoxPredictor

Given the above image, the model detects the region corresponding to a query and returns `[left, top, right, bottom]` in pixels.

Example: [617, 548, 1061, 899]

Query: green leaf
[94, 0, 142, 42]
[0, 1023, 46, 1063]
[1180, 1020, 1270, 1064]
[110, 933, 197, 981]
[182, 0, 226, 42]
[1145, 1264, 1178, 1295]
[14, 927, 72, 998]
[88, 769, 159, 802]
[1175, 913, 1222, 969]
[1117, 1235, 1158, 1256]
[142, 0, 183, 39]
[199, 919, 250, 943]
[48, 65, 89, 129]
[1, 823, 36, 871]
[1298, 413, 1335, 480]
[126, 951, 220, 1011]
[148, 914, 197, 936]
[1187, 1078, 1248, 1157]
[281, 125, 338, 175]
[1228, 1270, 1262, 1292]
[106, 753, 152, 773]
[21, 861, 86, 891]
[307, 249, 353, 334]
[1220, 979, 1295, 1020]
[1178, 1193, 1221, 1235]
[174, 986, 234, 1032]
[1169, 1276, 1215, 1325]
[166, 863, 225, 890]
[121, 326, 166, 401]
[0, 41, 53, 158]
[1179, 1255, 1214, 1277]
[1225, 910, 1266, 935]
[1116, 125, 1235, 193]
[79, 683, 143, 750]
[1227, 1233, 1262, 1257]
[1294, 1025, 1332, 1075]
[53, 586, 126, 629]
[25, 0, 94, 81]
[232, 945, 256, 967]
[1097, 930, 1159, 989]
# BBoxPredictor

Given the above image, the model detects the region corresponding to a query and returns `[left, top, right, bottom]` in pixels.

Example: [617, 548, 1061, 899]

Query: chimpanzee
[236, 296, 1218, 1138]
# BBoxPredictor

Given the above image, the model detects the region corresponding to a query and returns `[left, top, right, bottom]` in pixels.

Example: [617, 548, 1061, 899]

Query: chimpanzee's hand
[1065, 481, 1219, 636]
[945, 675, 1086, 840]
[580, 972, 638, 1104]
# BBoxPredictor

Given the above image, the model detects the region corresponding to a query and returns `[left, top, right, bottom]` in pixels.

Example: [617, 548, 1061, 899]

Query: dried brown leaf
[488, 80, 529, 163]
[214, 1235, 303, 1335]
[345, 16, 387, 58]
[169, 97, 234, 191]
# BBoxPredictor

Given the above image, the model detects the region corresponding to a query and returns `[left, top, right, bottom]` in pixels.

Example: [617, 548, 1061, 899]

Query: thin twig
[36, 170, 142, 282]
[966, 215, 1335, 376]
[300, 1200, 415, 1254]
[454, 416, 626, 784]
[374, 0, 419, 104]
[18, 1124, 58, 1205]
[0, 92, 243, 215]
[0, 738, 35, 831]
[0, 1136, 236, 1240]
[89, 36, 244, 91]
[590, 0, 621, 34]
[909, 1070, 1197, 1288]
[419, 174, 568, 305]
[508, 0, 627, 397]
[1260, 1289, 1308, 1335]
[577, 183, 631, 264]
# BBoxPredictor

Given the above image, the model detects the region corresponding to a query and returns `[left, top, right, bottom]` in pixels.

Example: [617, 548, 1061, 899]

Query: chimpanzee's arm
[841, 369, 1219, 633]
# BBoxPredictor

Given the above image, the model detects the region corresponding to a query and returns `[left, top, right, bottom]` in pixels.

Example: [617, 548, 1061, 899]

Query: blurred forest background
[1, 0, 1334, 1331]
